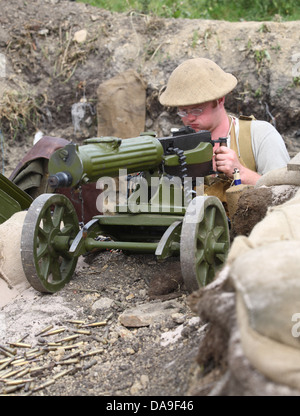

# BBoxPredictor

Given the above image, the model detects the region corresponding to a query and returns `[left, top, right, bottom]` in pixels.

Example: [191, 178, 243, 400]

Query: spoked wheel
[21, 193, 79, 293]
[180, 196, 230, 293]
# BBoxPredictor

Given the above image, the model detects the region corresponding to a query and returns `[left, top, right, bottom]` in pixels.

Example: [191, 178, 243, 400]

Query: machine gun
[20, 128, 230, 294]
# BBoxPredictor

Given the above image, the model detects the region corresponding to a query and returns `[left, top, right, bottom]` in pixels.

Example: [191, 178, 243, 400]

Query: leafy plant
[76, 0, 300, 21]
[293, 76, 300, 86]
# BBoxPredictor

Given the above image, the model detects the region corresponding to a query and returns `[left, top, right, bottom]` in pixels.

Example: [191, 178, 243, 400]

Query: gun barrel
[48, 136, 164, 188]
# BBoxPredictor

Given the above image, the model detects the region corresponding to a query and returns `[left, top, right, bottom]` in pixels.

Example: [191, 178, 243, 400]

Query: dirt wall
[0, 0, 299, 174]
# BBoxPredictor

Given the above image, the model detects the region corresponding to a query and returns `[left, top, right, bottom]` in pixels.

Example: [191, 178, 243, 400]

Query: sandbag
[255, 166, 300, 188]
[231, 241, 300, 350]
[225, 184, 253, 219]
[237, 289, 300, 391]
[190, 184, 300, 394]
[226, 187, 300, 390]
[0, 211, 30, 307]
[189, 267, 300, 395]
[96, 69, 147, 139]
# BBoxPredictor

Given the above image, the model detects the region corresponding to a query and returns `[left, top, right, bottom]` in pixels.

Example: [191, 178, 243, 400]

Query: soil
[230, 184, 300, 238]
[0, 0, 300, 398]
[1, 251, 204, 397]
[1, 0, 300, 170]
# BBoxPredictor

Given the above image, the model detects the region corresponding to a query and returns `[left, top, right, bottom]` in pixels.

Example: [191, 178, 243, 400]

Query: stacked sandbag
[0, 211, 30, 307]
[96, 69, 147, 213]
[227, 188, 300, 391]
[190, 163, 300, 395]
[97, 69, 147, 139]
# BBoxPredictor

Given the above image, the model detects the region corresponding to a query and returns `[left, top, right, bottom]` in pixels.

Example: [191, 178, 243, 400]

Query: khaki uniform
[204, 116, 256, 210]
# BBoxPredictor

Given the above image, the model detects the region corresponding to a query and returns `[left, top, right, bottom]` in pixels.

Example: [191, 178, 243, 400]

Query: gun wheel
[21, 193, 79, 293]
[180, 196, 230, 293]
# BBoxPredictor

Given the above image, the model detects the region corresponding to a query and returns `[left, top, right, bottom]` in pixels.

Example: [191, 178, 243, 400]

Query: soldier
[159, 58, 290, 200]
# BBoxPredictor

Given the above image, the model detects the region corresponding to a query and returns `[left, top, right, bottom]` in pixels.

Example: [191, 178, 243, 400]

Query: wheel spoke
[206, 206, 216, 231]
[213, 225, 224, 240]
[197, 262, 209, 286]
[180, 196, 230, 292]
[195, 248, 204, 267]
[37, 225, 48, 241]
[50, 259, 62, 282]
[52, 205, 65, 228]
[197, 225, 207, 242]
[208, 265, 215, 284]
[40, 257, 51, 279]
[43, 208, 53, 230]
[37, 243, 48, 261]
[197, 234, 204, 248]
[216, 253, 226, 263]
[21, 194, 79, 293]
[60, 223, 76, 235]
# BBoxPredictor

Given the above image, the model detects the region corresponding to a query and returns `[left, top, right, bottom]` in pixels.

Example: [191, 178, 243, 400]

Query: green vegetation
[293, 76, 300, 86]
[77, 0, 300, 21]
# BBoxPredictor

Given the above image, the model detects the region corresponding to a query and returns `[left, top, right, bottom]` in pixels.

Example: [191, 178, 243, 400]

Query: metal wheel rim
[21, 193, 79, 293]
[180, 196, 230, 292]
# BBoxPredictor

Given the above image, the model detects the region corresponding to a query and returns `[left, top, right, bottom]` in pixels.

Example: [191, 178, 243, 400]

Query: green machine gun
[20, 128, 230, 294]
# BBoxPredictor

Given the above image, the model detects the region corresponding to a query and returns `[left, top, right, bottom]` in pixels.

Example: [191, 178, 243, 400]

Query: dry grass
[0, 88, 45, 141]
[53, 25, 98, 83]
[1, 21, 99, 140]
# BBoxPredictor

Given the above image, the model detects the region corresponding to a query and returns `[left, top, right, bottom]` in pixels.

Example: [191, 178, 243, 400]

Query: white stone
[73, 29, 87, 43]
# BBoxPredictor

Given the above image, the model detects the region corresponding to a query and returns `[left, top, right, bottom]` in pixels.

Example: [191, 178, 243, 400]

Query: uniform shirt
[230, 117, 290, 175]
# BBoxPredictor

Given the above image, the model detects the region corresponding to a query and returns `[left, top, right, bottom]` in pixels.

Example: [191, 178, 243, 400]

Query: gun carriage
[3, 128, 230, 294]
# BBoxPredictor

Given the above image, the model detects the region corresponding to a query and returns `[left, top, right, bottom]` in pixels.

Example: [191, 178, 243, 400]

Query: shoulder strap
[230, 115, 256, 172]
[239, 115, 256, 121]
[238, 115, 256, 172]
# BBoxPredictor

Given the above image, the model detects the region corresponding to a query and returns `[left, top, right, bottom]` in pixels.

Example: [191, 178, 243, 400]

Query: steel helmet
[159, 58, 237, 107]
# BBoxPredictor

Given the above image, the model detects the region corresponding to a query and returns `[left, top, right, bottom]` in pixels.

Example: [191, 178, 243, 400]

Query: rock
[73, 29, 87, 43]
[140, 374, 149, 388]
[171, 312, 185, 324]
[115, 326, 134, 340]
[160, 325, 184, 346]
[38, 28, 49, 36]
[119, 314, 151, 328]
[130, 380, 143, 394]
[91, 297, 114, 311]
[119, 300, 183, 327]
[130, 374, 149, 394]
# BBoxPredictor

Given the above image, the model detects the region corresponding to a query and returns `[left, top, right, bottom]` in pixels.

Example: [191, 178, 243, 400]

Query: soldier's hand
[214, 146, 241, 177]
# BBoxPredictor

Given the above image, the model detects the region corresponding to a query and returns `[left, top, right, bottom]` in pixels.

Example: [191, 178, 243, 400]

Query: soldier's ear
[217, 97, 226, 106]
